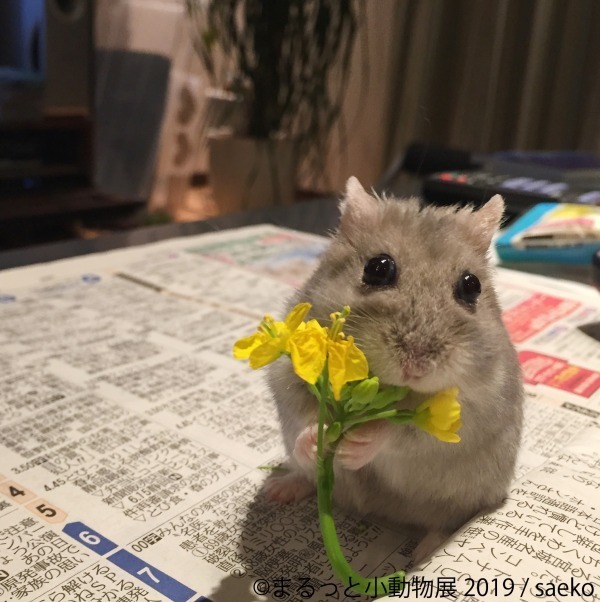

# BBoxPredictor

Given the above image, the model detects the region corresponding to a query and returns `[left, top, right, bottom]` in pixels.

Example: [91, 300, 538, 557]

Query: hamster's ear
[339, 177, 379, 236]
[471, 194, 505, 253]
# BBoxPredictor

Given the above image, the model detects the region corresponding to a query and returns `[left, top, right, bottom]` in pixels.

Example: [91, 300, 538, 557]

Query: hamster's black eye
[363, 254, 397, 287]
[455, 272, 481, 306]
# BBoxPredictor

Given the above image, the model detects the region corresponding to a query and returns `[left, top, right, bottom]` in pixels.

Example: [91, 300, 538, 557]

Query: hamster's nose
[394, 335, 440, 380]
[402, 357, 433, 380]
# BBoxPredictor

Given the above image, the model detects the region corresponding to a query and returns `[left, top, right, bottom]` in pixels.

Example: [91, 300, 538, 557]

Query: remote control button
[520, 179, 552, 192]
[439, 172, 454, 181]
[576, 191, 600, 204]
[501, 177, 533, 189]
[539, 182, 569, 196]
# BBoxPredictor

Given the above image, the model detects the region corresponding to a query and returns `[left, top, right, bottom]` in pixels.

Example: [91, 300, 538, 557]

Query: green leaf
[325, 421, 342, 444]
[257, 464, 287, 472]
[344, 377, 379, 412]
[370, 385, 410, 410]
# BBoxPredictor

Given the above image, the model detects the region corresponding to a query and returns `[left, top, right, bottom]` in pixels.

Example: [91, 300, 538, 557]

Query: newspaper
[0, 224, 598, 602]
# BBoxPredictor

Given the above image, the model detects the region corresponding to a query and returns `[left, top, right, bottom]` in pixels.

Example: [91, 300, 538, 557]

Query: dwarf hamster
[265, 177, 524, 563]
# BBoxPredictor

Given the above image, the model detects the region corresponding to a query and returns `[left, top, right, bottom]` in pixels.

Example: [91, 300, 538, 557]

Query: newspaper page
[0, 224, 599, 602]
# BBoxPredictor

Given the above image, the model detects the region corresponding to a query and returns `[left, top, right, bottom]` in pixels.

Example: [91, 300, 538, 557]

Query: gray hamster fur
[265, 177, 524, 563]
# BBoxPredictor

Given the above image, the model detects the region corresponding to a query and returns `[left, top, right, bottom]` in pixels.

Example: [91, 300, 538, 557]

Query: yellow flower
[413, 387, 461, 443]
[327, 335, 368, 400]
[288, 320, 328, 384]
[233, 302, 311, 369]
[234, 303, 368, 400]
[289, 308, 368, 399]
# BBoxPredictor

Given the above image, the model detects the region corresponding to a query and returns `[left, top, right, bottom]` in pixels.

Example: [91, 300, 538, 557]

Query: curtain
[330, 0, 600, 190]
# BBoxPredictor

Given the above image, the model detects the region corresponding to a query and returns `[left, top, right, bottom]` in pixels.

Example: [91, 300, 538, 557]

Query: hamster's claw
[264, 471, 314, 504]
[336, 420, 389, 471]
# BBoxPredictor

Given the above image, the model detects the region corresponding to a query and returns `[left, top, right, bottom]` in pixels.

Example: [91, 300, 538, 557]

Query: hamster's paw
[336, 420, 389, 471]
[264, 471, 314, 504]
[293, 424, 320, 471]
[411, 531, 448, 567]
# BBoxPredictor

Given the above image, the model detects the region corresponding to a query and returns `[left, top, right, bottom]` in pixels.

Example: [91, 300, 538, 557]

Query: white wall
[96, 0, 185, 56]
[96, 0, 209, 210]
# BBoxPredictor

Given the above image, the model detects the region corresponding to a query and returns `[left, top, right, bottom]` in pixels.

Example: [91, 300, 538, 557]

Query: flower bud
[345, 377, 379, 412]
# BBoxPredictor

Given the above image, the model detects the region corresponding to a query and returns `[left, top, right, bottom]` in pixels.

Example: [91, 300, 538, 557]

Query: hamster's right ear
[471, 194, 505, 253]
[339, 177, 379, 236]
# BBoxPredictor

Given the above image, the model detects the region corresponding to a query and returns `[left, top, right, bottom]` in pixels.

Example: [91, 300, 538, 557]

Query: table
[0, 197, 340, 272]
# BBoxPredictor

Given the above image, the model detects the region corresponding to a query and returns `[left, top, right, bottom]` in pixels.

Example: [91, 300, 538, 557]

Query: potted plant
[186, 0, 361, 213]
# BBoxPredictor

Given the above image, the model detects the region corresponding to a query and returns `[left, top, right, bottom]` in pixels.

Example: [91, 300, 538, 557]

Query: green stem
[342, 409, 414, 431]
[308, 383, 322, 403]
[316, 393, 407, 598]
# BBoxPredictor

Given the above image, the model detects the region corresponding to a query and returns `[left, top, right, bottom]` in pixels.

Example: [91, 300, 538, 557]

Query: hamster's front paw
[264, 471, 314, 504]
[293, 423, 320, 471]
[336, 420, 389, 471]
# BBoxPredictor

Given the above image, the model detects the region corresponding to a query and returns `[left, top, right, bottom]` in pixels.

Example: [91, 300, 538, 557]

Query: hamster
[265, 177, 524, 564]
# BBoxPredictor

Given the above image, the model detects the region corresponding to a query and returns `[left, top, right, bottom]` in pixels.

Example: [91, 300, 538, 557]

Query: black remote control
[423, 170, 600, 220]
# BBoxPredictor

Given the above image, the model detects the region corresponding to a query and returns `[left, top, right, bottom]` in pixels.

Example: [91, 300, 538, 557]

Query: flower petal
[284, 302, 312, 332]
[327, 337, 368, 400]
[249, 339, 284, 369]
[427, 425, 461, 443]
[233, 332, 267, 359]
[288, 328, 328, 384]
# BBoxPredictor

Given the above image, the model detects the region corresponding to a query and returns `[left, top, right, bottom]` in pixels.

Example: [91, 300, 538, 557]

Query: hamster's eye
[455, 272, 481, 306]
[362, 254, 397, 287]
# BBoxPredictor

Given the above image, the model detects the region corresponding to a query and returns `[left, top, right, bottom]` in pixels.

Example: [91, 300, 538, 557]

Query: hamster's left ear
[339, 176, 379, 236]
[471, 194, 505, 253]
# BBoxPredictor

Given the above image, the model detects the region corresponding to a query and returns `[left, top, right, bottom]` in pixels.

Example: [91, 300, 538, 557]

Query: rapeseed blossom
[233, 302, 313, 368]
[234, 303, 368, 398]
[413, 387, 462, 442]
